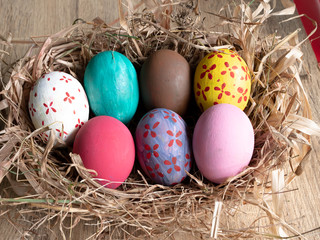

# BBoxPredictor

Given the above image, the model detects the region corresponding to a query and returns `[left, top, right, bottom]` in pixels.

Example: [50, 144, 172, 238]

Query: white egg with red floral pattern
[28, 71, 89, 144]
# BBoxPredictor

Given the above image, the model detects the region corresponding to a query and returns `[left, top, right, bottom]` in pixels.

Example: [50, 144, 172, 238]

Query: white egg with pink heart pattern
[28, 71, 89, 144]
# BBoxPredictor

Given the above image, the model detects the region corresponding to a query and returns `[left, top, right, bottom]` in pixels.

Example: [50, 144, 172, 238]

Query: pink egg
[73, 116, 135, 189]
[193, 104, 254, 184]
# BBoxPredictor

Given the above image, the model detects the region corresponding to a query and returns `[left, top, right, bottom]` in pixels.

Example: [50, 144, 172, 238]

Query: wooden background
[1, 0, 320, 239]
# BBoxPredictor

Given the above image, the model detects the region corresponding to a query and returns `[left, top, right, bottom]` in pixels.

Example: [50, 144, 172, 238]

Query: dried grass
[0, 0, 319, 239]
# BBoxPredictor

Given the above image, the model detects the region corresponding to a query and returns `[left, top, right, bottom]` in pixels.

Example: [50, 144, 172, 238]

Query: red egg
[73, 116, 135, 189]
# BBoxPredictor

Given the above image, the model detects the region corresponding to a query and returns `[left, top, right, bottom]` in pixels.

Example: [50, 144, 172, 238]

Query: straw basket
[1, 0, 319, 239]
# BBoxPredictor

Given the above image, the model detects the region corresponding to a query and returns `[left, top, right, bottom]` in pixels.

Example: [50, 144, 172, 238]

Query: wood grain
[1, 0, 320, 239]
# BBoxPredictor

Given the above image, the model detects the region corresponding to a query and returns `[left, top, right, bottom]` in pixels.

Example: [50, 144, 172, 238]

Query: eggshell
[73, 116, 135, 189]
[84, 51, 139, 124]
[139, 49, 191, 116]
[194, 49, 251, 111]
[135, 108, 192, 186]
[193, 104, 254, 184]
[28, 71, 89, 143]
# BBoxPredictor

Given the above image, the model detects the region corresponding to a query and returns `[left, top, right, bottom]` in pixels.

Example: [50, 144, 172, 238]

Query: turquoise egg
[84, 51, 139, 124]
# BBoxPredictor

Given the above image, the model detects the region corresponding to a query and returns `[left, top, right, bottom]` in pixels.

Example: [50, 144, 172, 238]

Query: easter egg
[135, 108, 192, 185]
[139, 49, 191, 116]
[193, 104, 254, 184]
[73, 116, 135, 189]
[194, 49, 251, 111]
[84, 51, 139, 124]
[28, 71, 89, 144]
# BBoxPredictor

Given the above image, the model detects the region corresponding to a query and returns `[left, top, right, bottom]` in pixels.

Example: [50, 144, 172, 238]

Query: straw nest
[1, 0, 320, 239]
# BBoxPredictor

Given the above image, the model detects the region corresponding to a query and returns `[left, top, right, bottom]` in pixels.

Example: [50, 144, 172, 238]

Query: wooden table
[1, 1, 320, 239]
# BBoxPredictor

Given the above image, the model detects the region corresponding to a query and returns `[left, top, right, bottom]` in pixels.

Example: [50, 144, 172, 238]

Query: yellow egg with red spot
[194, 49, 251, 111]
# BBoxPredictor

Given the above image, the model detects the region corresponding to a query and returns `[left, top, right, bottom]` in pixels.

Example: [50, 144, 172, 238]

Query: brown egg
[139, 49, 191, 116]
